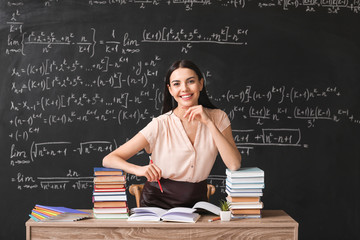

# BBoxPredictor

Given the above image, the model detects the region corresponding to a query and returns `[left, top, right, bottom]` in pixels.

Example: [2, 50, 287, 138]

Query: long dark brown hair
[162, 60, 217, 114]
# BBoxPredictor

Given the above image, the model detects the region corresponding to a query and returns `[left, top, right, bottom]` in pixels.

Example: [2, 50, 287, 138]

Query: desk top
[26, 210, 298, 228]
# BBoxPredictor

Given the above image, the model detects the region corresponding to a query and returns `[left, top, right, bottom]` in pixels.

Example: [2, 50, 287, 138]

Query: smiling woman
[103, 60, 241, 208]
[162, 60, 216, 114]
[168, 68, 203, 107]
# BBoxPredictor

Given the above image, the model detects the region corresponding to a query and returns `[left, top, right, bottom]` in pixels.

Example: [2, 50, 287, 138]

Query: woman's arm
[206, 122, 241, 170]
[183, 106, 241, 170]
[102, 132, 162, 182]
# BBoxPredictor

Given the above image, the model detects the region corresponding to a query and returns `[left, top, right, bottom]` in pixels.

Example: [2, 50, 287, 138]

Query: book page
[165, 207, 196, 215]
[192, 201, 220, 215]
[131, 207, 167, 217]
[127, 214, 161, 222]
[162, 213, 200, 223]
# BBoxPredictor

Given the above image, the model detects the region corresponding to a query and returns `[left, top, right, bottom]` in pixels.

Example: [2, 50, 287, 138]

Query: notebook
[30, 205, 91, 222]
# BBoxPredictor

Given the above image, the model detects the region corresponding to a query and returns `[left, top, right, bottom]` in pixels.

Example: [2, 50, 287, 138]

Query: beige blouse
[140, 108, 230, 183]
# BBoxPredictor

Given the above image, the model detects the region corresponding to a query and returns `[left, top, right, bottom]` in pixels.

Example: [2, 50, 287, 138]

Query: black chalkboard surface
[1, 1, 360, 239]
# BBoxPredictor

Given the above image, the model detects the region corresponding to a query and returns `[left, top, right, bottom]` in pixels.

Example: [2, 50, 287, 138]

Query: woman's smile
[180, 93, 194, 100]
[168, 68, 203, 108]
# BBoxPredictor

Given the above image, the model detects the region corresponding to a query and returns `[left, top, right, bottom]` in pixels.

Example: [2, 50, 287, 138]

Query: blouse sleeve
[139, 118, 159, 153]
[215, 110, 231, 133]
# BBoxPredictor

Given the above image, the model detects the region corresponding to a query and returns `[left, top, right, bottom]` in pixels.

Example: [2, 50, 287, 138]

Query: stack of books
[225, 167, 265, 219]
[93, 167, 129, 219]
[29, 205, 90, 222]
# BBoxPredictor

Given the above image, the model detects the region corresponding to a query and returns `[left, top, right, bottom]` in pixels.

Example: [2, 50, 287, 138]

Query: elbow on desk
[102, 154, 112, 168]
[228, 163, 241, 171]
[227, 156, 242, 171]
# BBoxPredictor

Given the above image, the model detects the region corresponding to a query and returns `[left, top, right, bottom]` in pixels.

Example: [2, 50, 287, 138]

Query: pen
[149, 157, 163, 193]
[208, 216, 221, 222]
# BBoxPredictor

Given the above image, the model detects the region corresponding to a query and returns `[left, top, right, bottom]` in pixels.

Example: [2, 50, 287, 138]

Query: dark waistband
[140, 178, 208, 209]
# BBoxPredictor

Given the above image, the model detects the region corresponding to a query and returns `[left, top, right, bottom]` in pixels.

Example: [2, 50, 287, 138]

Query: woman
[103, 60, 241, 208]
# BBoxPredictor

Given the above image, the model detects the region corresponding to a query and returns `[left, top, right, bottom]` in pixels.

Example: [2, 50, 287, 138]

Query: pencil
[208, 216, 221, 222]
[149, 157, 163, 193]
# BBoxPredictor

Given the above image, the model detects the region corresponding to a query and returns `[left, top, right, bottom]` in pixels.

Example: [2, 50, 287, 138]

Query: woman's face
[168, 68, 203, 109]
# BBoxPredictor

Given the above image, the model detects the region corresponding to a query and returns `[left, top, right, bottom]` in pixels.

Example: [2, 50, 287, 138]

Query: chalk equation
[12, 170, 143, 191]
[86, 0, 359, 13]
[6, 25, 248, 55]
[3, 0, 360, 195]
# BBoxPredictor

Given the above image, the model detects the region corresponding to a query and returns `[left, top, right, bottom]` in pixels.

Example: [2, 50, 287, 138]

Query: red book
[94, 187, 125, 192]
[95, 184, 125, 189]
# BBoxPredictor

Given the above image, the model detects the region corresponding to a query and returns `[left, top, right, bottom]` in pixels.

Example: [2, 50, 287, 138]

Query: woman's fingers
[183, 106, 199, 121]
[152, 164, 162, 177]
[146, 165, 157, 181]
[183, 105, 209, 123]
[183, 107, 191, 119]
[145, 164, 162, 182]
[190, 110, 199, 122]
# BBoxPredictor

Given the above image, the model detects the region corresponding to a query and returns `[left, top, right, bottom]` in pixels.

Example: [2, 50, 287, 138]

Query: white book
[226, 187, 263, 193]
[93, 208, 128, 214]
[229, 201, 261, 205]
[93, 195, 127, 201]
[226, 189, 263, 197]
[229, 202, 263, 209]
[231, 214, 262, 219]
[94, 213, 129, 219]
[93, 191, 126, 196]
[226, 167, 264, 178]
[226, 177, 264, 183]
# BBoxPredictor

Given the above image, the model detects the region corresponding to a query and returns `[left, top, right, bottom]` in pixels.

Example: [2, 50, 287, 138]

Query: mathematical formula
[3, 1, 360, 193]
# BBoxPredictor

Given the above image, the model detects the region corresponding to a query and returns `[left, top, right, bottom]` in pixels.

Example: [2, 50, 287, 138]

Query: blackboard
[1, 1, 360, 239]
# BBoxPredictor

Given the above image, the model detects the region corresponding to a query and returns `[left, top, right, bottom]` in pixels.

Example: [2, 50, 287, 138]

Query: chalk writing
[208, 175, 227, 194]
[11, 170, 143, 190]
[84, 0, 360, 13]
[2, 1, 360, 196]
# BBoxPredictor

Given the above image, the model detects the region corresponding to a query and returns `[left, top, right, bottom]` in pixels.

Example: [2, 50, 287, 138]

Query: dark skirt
[140, 178, 207, 209]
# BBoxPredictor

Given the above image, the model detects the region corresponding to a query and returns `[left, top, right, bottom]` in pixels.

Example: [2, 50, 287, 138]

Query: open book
[128, 201, 220, 223]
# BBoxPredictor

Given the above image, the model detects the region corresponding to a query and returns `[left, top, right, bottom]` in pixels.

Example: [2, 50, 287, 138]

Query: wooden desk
[26, 210, 298, 240]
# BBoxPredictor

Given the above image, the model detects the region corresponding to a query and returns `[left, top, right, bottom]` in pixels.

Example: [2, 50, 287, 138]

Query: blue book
[29, 214, 40, 222]
[225, 186, 263, 193]
[226, 179, 265, 189]
[94, 167, 124, 176]
[35, 205, 89, 214]
[226, 177, 264, 183]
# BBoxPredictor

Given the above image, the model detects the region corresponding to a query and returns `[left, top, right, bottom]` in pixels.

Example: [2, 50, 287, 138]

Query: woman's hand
[183, 106, 241, 171]
[182, 105, 211, 125]
[136, 163, 162, 182]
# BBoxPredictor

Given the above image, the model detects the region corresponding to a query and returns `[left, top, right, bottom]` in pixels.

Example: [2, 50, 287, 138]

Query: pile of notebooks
[225, 167, 265, 219]
[93, 167, 129, 219]
[29, 205, 90, 222]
